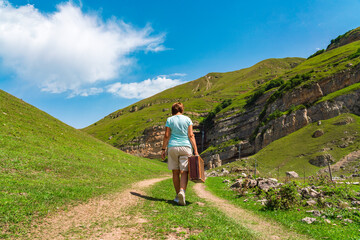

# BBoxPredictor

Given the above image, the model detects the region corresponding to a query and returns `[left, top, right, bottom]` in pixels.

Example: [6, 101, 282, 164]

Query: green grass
[213, 113, 360, 178]
[0, 89, 168, 239]
[205, 177, 360, 240]
[133, 179, 259, 239]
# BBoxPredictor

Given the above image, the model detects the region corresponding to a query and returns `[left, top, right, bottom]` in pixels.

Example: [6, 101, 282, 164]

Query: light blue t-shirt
[165, 115, 193, 148]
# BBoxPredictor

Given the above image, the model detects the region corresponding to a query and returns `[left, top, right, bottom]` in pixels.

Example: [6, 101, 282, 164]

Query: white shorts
[167, 146, 192, 171]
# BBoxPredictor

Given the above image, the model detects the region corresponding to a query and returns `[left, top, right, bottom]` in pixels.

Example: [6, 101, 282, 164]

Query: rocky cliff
[202, 64, 360, 168]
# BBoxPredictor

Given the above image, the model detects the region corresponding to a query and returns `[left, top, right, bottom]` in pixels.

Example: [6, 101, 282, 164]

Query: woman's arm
[188, 125, 199, 155]
[161, 127, 171, 160]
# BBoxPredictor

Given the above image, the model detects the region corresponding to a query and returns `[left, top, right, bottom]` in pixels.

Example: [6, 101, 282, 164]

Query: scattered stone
[222, 179, 230, 183]
[241, 173, 247, 178]
[313, 210, 321, 217]
[268, 178, 278, 183]
[146, 118, 153, 122]
[230, 179, 243, 188]
[317, 121, 322, 126]
[220, 168, 230, 176]
[286, 171, 299, 178]
[306, 200, 317, 206]
[344, 219, 353, 223]
[162, 108, 169, 112]
[312, 129, 324, 138]
[324, 219, 331, 224]
[352, 201, 360, 206]
[243, 199, 248, 202]
[258, 179, 279, 192]
[108, 136, 113, 140]
[257, 199, 267, 205]
[302, 217, 316, 224]
[249, 179, 257, 188]
[346, 63, 353, 67]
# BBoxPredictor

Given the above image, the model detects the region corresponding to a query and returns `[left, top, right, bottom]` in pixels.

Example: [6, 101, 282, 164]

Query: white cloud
[0, 1, 165, 95]
[107, 75, 185, 99]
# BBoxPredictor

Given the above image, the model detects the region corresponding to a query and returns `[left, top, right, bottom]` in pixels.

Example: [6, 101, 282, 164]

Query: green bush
[264, 181, 300, 210]
[308, 49, 325, 59]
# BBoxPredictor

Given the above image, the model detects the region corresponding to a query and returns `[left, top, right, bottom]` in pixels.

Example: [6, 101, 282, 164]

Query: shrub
[264, 181, 300, 210]
[308, 49, 325, 59]
[265, 78, 284, 91]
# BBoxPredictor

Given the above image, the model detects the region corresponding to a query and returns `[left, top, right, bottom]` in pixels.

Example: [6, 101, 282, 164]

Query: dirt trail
[29, 176, 170, 240]
[327, 150, 360, 172]
[193, 183, 312, 240]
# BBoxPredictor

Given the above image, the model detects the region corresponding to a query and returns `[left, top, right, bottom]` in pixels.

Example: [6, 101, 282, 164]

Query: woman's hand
[161, 150, 166, 160]
[194, 151, 199, 156]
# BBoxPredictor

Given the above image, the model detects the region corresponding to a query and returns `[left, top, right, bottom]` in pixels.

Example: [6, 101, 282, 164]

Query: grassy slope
[215, 113, 360, 177]
[83, 57, 305, 146]
[0, 89, 167, 238]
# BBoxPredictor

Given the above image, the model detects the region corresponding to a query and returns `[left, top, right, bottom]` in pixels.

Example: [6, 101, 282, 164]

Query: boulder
[302, 217, 316, 224]
[230, 179, 243, 188]
[312, 129, 324, 138]
[306, 200, 317, 206]
[258, 179, 278, 192]
[309, 154, 334, 167]
[286, 171, 299, 178]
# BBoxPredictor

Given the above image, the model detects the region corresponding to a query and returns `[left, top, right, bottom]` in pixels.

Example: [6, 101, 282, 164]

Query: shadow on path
[130, 191, 192, 206]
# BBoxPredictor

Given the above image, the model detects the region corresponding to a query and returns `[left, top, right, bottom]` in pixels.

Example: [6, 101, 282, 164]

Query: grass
[212, 113, 360, 178]
[133, 178, 259, 239]
[0, 89, 168, 239]
[205, 177, 360, 240]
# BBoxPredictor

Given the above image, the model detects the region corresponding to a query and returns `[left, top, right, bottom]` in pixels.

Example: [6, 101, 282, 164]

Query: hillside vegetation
[218, 113, 360, 177]
[84, 57, 304, 146]
[0, 90, 167, 238]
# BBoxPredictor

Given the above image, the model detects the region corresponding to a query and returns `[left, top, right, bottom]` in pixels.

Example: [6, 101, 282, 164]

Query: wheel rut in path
[29, 176, 170, 240]
[193, 183, 312, 240]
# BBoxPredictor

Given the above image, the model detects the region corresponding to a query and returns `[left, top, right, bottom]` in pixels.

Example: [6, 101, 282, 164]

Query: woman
[161, 102, 199, 206]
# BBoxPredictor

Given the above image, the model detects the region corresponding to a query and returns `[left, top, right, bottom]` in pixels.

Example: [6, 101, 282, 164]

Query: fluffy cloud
[107, 75, 185, 99]
[0, 1, 165, 94]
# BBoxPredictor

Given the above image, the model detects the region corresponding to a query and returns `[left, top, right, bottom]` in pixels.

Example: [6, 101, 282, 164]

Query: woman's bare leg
[180, 171, 188, 191]
[172, 170, 180, 194]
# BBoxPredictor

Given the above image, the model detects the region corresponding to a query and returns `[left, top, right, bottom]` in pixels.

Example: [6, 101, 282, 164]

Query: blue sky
[1, 0, 360, 128]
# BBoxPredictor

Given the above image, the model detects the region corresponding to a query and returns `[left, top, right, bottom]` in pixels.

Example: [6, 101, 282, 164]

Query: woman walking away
[161, 102, 199, 206]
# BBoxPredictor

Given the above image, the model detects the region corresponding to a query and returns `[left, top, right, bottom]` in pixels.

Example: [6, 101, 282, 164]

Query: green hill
[0, 89, 167, 238]
[83, 57, 305, 147]
[215, 113, 360, 177]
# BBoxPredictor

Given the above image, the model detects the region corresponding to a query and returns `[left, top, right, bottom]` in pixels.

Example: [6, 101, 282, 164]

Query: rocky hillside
[84, 27, 360, 173]
[83, 57, 304, 156]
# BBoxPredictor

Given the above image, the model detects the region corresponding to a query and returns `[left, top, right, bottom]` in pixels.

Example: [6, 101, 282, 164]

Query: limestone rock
[286, 171, 299, 178]
[312, 129, 324, 138]
[302, 217, 316, 224]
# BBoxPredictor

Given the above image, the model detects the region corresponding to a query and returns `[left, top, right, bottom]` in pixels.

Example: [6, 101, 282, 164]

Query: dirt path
[193, 183, 312, 240]
[29, 176, 170, 240]
[327, 150, 360, 172]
